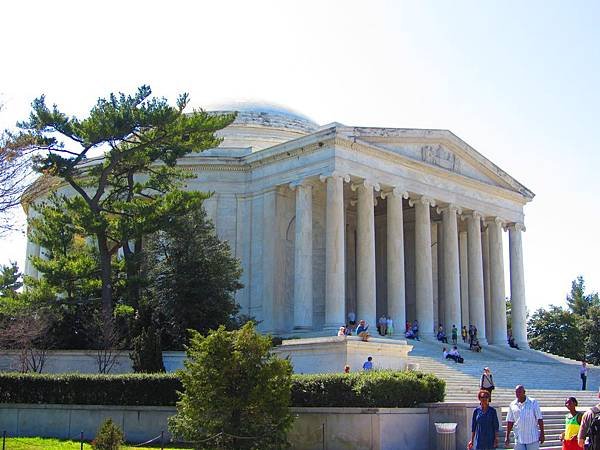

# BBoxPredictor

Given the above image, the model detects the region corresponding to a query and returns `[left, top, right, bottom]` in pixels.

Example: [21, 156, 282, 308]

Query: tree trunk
[96, 232, 113, 324]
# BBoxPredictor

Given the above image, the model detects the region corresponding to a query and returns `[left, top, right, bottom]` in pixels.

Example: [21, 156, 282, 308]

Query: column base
[322, 324, 344, 332]
[293, 326, 313, 333]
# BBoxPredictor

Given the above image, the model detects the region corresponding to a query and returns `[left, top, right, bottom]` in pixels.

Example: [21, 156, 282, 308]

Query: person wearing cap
[480, 367, 495, 401]
[468, 389, 499, 450]
[337, 326, 346, 336]
[505, 385, 544, 449]
[560, 397, 582, 450]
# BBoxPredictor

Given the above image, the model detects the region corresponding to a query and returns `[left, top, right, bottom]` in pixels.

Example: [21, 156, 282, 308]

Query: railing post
[2, 430, 6, 450]
[161, 430, 164, 450]
[80, 430, 84, 450]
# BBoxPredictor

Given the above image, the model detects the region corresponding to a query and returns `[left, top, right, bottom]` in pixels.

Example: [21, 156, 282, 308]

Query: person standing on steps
[462, 325, 468, 343]
[560, 397, 582, 450]
[580, 361, 589, 391]
[451, 324, 458, 345]
[480, 367, 495, 401]
[468, 389, 499, 450]
[505, 385, 544, 450]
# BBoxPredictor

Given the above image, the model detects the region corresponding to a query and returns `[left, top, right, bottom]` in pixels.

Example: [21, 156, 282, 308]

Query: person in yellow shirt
[560, 397, 582, 450]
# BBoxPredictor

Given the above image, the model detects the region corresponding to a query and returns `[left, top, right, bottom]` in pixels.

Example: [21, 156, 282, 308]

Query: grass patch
[1, 437, 192, 449]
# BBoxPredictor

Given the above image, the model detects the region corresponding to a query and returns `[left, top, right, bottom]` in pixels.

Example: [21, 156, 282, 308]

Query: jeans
[581, 374, 587, 390]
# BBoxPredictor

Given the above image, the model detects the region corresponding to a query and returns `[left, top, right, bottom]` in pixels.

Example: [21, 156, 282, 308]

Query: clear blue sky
[1, 0, 598, 311]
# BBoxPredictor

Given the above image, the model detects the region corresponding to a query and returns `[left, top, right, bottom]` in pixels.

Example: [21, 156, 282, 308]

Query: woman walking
[468, 390, 499, 450]
[480, 367, 495, 401]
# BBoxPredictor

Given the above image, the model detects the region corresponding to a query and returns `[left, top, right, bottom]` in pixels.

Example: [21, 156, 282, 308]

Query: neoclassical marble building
[23, 104, 533, 347]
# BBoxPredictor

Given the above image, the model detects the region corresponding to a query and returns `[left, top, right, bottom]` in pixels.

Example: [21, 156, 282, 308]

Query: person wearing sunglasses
[468, 390, 499, 449]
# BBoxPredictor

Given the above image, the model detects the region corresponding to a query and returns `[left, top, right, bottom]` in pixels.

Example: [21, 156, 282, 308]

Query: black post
[322, 423, 325, 450]
[80, 430, 84, 450]
[160, 430, 164, 450]
[2, 430, 6, 450]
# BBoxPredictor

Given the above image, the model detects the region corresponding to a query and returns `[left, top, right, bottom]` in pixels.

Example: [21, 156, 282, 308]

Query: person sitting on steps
[356, 320, 370, 342]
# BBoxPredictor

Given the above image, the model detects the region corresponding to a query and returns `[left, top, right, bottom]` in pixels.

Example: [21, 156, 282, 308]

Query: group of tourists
[405, 319, 420, 340]
[338, 313, 396, 342]
[469, 378, 600, 450]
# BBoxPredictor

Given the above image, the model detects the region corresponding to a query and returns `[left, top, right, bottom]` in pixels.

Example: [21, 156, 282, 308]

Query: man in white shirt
[505, 385, 545, 450]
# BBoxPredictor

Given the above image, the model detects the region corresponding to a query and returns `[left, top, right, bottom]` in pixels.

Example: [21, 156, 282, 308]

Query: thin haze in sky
[0, 0, 598, 312]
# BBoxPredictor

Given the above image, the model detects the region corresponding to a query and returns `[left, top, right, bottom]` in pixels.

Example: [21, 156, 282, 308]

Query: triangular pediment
[333, 126, 534, 200]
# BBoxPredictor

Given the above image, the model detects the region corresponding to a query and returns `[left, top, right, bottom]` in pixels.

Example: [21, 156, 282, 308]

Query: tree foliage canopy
[14, 86, 235, 320]
[566, 275, 600, 317]
[169, 322, 293, 450]
[527, 305, 585, 360]
[528, 275, 600, 364]
[143, 207, 243, 349]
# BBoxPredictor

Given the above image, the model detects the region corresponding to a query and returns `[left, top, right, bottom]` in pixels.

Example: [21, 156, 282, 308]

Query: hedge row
[0, 370, 444, 407]
[291, 370, 445, 407]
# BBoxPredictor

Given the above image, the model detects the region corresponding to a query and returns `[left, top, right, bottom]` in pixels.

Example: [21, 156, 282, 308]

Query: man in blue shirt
[362, 356, 373, 371]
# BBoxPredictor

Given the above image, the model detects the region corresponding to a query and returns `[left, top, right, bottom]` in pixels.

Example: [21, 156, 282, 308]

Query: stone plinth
[272, 336, 413, 374]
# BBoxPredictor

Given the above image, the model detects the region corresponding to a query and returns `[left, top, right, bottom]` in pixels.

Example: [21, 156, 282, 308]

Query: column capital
[408, 195, 436, 208]
[436, 203, 462, 215]
[288, 179, 315, 191]
[484, 216, 506, 228]
[381, 186, 409, 200]
[507, 222, 526, 232]
[319, 171, 351, 183]
[350, 179, 380, 192]
[461, 210, 483, 221]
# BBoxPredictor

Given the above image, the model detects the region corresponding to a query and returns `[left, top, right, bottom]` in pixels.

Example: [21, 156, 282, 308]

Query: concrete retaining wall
[0, 403, 475, 448]
[0, 350, 186, 374]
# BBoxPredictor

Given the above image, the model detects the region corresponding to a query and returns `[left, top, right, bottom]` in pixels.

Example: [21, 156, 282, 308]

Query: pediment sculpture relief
[421, 144, 462, 173]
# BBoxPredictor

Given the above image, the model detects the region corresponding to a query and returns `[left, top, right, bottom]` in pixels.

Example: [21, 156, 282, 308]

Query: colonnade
[290, 173, 529, 348]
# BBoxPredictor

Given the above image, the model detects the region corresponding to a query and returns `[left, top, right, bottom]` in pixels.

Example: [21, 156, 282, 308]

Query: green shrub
[130, 327, 165, 373]
[0, 370, 444, 408]
[169, 323, 293, 450]
[91, 418, 123, 450]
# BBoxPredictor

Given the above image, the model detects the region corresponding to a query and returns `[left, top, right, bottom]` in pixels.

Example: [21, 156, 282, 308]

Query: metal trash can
[407, 362, 420, 371]
[434, 422, 457, 450]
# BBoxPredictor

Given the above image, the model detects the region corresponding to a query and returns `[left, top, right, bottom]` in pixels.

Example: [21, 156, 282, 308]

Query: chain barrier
[131, 432, 163, 447]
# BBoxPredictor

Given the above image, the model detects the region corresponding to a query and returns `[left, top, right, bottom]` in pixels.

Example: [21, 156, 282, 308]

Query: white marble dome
[210, 102, 319, 152]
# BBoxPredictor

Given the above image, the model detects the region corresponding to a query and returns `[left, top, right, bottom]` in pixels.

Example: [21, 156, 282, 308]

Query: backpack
[587, 406, 600, 450]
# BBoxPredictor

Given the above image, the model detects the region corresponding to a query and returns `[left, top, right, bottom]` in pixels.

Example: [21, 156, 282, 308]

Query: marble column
[482, 226, 493, 343]
[459, 230, 469, 328]
[24, 236, 40, 279]
[321, 174, 346, 329]
[411, 195, 435, 337]
[509, 223, 529, 348]
[386, 187, 407, 335]
[355, 180, 378, 327]
[488, 217, 508, 345]
[292, 182, 313, 330]
[441, 205, 461, 331]
[466, 211, 487, 344]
